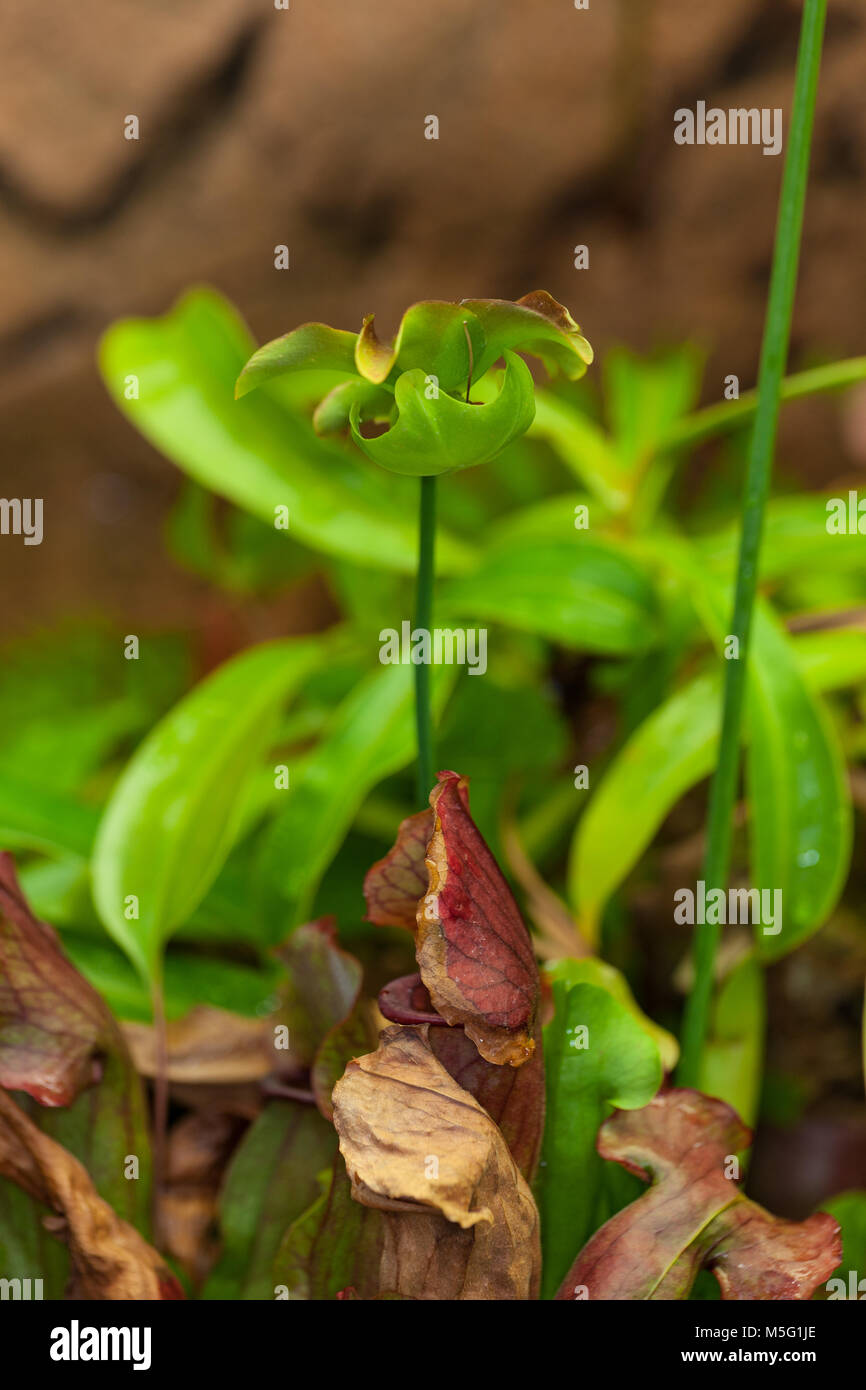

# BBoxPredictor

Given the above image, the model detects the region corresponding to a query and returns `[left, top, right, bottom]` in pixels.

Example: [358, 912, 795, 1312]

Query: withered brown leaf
[159, 1111, 241, 1286]
[122, 1006, 277, 1086]
[332, 1024, 540, 1299]
[377, 975, 545, 1181]
[0, 1087, 183, 1299]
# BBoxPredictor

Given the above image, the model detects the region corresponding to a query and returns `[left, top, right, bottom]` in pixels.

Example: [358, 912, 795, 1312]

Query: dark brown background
[1, 0, 865, 638]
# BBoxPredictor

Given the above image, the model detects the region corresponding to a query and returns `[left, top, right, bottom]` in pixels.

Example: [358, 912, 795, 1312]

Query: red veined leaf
[556, 1089, 841, 1301]
[417, 771, 538, 1066]
[363, 809, 433, 930]
[0, 853, 119, 1107]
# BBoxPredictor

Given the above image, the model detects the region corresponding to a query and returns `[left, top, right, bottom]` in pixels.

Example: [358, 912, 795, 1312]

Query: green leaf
[664, 356, 866, 455]
[202, 1102, 336, 1300]
[234, 322, 358, 398]
[273, 1157, 383, 1300]
[350, 352, 536, 476]
[571, 671, 719, 942]
[99, 288, 471, 574]
[92, 636, 330, 985]
[698, 952, 765, 1128]
[537, 980, 662, 1299]
[0, 1178, 70, 1299]
[791, 627, 866, 690]
[697, 493, 866, 582]
[604, 345, 702, 471]
[311, 1000, 379, 1121]
[480, 491, 607, 547]
[530, 391, 630, 510]
[274, 920, 362, 1068]
[444, 535, 658, 655]
[438, 675, 567, 855]
[313, 379, 393, 436]
[543, 957, 679, 1073]
[0, 772, 99, 859]
[258, 662, 455, 926]
[17, 857, 99, 930]
[0, 626, 189, 797]
[570, 624, 864, 942]
[62, 934, 282, 1024]
[40, 1047, 152, 1236]
[747, 611, 852, 961]
[818, 1191, 866, 1298]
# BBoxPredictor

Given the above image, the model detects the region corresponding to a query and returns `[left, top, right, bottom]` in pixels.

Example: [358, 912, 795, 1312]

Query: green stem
[678, 0, 828, 1087]
[150, 974, 168, 1244]
[415, 475, 437, 803]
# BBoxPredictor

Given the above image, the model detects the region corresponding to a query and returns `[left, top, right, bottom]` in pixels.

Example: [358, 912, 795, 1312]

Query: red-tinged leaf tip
[363, 809, 434, 930]
[596, 1086, 751, 1181]
[416, 771, 538, 1067]
[705, 1201, 842, 1301]
[516, 289, 582, 335]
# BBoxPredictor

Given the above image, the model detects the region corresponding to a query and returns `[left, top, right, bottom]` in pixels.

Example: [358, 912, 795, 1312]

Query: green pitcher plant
[236, 291, 593, 798]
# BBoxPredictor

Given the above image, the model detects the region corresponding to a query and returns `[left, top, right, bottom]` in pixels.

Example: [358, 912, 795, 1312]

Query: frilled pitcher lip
[235, 289, 592, 399]
[233, 290, 593, 476]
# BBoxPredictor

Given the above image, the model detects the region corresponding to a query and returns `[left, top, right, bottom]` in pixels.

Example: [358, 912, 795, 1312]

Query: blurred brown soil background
[0, 0, 865, 637]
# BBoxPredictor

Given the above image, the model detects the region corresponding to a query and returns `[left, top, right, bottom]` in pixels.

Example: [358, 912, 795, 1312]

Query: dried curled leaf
[122, 1006, 277, 1085]
[377, 976, 544, 1182]
[418, 772, 538, 1066]
[0, 1088, 183, 1300]
[160, 1111, 241, 1286]
[0, 853, 117, 1106]
[333, 1025, 540, 1299]
[556, 1089, 841, 1301]
[364, 809, 433, 930]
